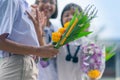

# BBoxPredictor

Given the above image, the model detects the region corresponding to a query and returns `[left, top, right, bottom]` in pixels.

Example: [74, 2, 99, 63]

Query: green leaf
[106, 46, 114, 53]
[69, 13, 91, 36]
[79, 22, 90, 31]
[106, 52, 115, 61]
[69, 22, 90, 36]
[42, 58, 49, 61]
[55, 10, 78, 48]
[105, 45, 116, 61]
[80, 14, 89, 23]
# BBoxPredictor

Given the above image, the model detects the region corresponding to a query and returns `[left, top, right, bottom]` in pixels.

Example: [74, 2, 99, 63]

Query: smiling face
[62, 8, 75, 25]
[62, 8, 89, 31]
[61, 3, 82, 26]
[37, 0, 56, 18]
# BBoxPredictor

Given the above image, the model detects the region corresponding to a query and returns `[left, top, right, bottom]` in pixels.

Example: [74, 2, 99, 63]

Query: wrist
[42, 32, 46, 37]
[35, 47, 41, 56]
[36, 47, 47, 57]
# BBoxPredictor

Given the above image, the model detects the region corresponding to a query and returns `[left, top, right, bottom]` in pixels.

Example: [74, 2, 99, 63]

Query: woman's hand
[27, 5, 47, 45]
[27, 5, 47, 36]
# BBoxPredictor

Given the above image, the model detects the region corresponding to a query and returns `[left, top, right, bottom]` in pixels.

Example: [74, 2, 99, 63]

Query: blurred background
[27, 0, 120, 80]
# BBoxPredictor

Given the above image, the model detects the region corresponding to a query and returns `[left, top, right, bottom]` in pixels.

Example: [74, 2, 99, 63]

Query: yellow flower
[58, 27, 66, 34]
[60, 18, 78, 45]
[88, 69, 101, 79]
[52, 32, 61, 42]
[63, 22, 70, 28]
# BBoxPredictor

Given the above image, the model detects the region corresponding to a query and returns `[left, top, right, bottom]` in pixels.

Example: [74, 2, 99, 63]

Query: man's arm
[0, 34, 58, 58]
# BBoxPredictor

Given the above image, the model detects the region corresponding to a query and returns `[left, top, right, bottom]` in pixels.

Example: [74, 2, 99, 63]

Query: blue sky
[26, 0, 120, 40]
[94, 0, 120, 40]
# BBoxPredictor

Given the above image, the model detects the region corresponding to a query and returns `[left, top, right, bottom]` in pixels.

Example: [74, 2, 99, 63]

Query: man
[0, 0, 58, 80]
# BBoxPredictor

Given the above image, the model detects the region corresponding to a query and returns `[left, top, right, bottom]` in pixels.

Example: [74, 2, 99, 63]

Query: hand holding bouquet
[40, 5, 98, 67]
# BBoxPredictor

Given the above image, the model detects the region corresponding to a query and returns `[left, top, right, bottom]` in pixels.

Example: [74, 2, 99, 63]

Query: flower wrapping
[80, 42, 105, 79]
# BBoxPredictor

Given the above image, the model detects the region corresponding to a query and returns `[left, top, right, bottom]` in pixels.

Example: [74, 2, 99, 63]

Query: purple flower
[40, 59, 49, 68]
[80, 42, 104, 73]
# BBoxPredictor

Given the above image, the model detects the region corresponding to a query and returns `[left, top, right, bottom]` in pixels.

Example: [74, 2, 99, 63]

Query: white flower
[83, 62, 89, 66]
[95, 48, 100, 53]
[88, 46, 92, 49]
[83, 47, 88, 53]
[89, 50, 94, 55]
[90, 58, 95, 63]
[84, 56, 90, 60]
[88, 48, 94, 55]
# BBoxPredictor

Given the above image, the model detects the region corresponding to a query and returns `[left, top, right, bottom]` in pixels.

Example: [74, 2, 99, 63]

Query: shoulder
[0, 0, 19, 9]
[0, 0, 19, 5]
[0, 0, 20, 16]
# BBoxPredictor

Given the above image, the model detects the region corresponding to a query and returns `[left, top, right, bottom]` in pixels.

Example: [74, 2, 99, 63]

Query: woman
[56, 3, 105, 80]
[30, 0, 58, 80]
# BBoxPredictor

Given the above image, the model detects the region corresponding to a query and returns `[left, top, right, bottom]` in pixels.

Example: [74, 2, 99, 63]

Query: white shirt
[0, 0, 39, 57]
[57, 38, 89, 80]
[38, 23, 58, 80]
[44, 24, 54, 44]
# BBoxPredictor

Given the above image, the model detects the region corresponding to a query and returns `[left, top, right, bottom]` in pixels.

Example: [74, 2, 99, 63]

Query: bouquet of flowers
[80, 42, 105, 80]
[52, 5, 97, 49]
[40, 5, 97, 67]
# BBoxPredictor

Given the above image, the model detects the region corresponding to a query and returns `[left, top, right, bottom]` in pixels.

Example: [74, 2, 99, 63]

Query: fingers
[36, 9, 40, 22]
[0, 33, 9, 39]
[40, 45, 59, 58]
[42, 13, 47, 27]
[47, 49, 58, 58]
[36, 10, 46, 26]
[31, 4, 38, 9]
[52, 48, 59, 54]
[45, 44, 59, 53]
[39, 12, 46, 21]
[30, 5, 47, 28]
[26, 11, 35, 23]
[46, 44, 54, 48]
[47, 45, 59, 55]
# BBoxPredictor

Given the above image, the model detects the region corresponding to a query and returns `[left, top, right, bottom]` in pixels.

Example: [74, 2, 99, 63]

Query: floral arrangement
[40, 5, 97, 67]
[52, 5, 97, 49]
[80, 42, 105, 79]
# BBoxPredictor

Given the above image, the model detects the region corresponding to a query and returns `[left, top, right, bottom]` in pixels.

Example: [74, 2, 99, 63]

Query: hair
[61, 3, 82, 26]
[35, 0, 58, 18]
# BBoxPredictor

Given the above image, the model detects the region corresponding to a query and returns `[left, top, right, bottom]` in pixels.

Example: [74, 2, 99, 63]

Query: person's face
[37, 0, 56, 18]
[62, 8, 75, 24]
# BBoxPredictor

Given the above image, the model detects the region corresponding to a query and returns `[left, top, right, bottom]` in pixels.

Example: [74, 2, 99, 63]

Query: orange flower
[88, 69, 101, 79]
[58, 27, 66, 34]
[52, 32, 61, 42]
[63, 22, 70, 28]
[60, 18, 78, 45]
